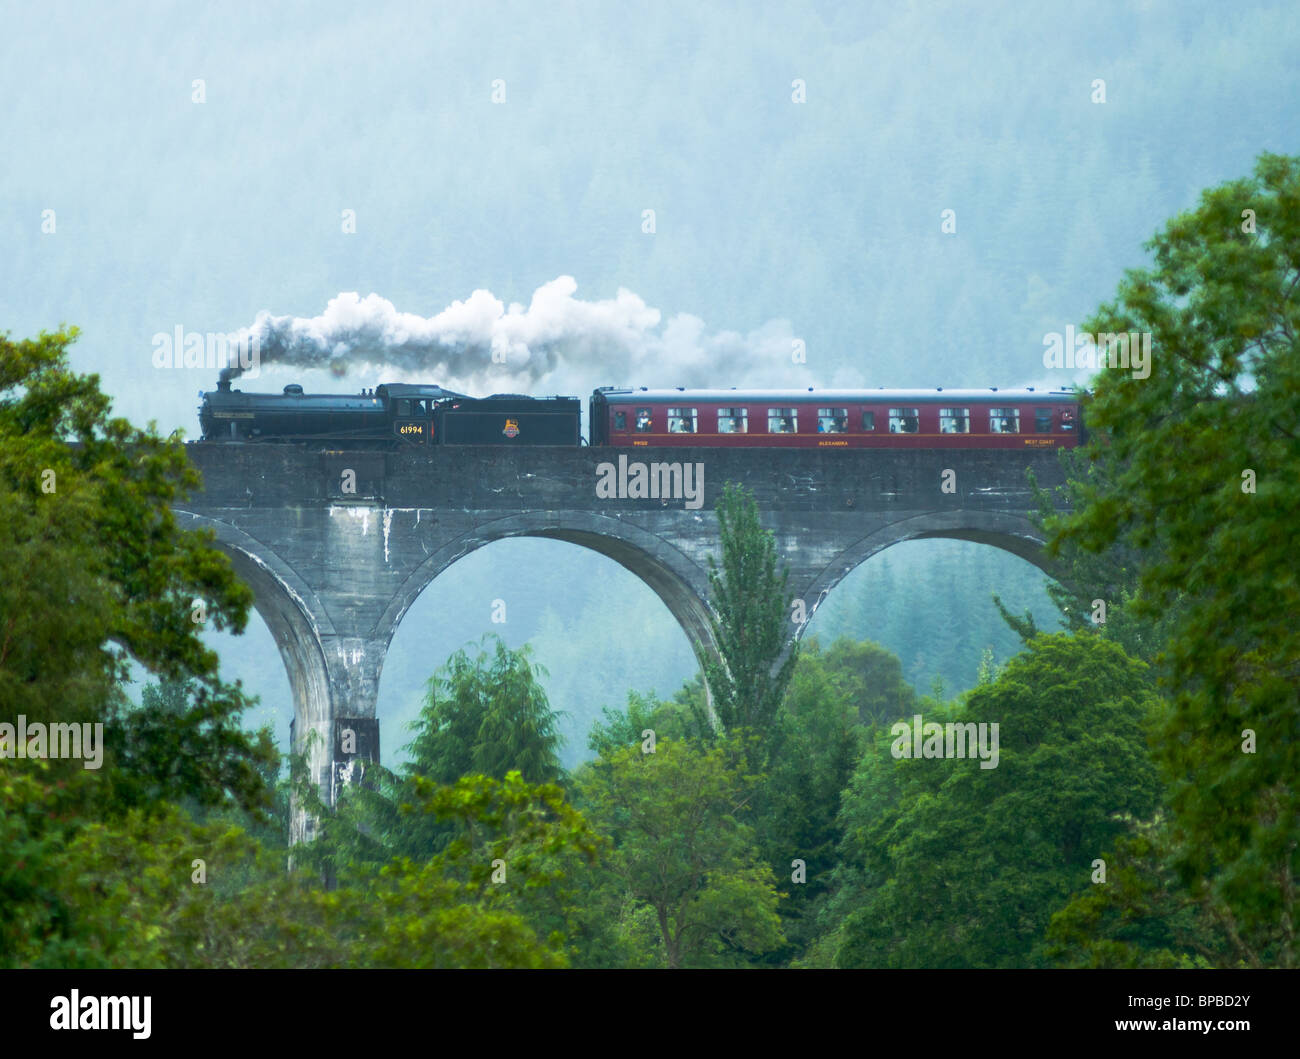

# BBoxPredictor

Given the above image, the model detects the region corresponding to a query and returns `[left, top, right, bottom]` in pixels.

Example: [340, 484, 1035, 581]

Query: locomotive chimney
[217, 364, 242, 391]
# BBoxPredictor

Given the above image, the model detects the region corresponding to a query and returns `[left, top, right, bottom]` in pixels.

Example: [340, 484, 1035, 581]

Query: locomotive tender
[198, 374, 1082, 450]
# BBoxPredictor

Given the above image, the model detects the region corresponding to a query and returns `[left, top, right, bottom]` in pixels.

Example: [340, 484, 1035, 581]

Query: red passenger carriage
[589, 387, 1082, 449]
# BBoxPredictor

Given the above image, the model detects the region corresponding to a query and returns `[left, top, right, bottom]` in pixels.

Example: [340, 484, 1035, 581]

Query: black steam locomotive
[199, 368, 580, 446]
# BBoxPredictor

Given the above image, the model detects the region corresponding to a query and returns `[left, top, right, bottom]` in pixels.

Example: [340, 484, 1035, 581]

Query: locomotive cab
[392, 396, 433, 443]
[375, 383, 464, 445]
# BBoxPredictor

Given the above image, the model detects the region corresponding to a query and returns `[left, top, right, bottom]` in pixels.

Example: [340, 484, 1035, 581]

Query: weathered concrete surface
[175, 443, 1070, 831]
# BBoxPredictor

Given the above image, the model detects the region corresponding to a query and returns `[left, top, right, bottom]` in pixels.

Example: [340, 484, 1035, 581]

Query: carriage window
[396, 399, 412, 416]
[861, 411, 876, 431]
[1060, 408, 1076, 432]
[989, 407, 1020, 433]
[635, 408, 653, 432]
[939, 407, 970, 434]
[614, 410, 627, 431]
[1035, 408, 1054, 433]
[667, 407, 697, 434]
[768, 408, 798, 433]
[818, 408, 848, 433]
[889, 407, 919, 434]
[717, 407, 748, 433]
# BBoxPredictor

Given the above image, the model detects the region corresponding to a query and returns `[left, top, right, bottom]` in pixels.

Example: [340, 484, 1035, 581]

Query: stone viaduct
[176, 444, 1070, 839]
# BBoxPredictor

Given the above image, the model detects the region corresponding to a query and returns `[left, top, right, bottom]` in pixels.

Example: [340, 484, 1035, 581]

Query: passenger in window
[636, 410, 652, 432]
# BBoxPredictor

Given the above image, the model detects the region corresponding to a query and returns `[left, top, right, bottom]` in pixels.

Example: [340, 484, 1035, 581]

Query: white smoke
[231, 276, 818, 395]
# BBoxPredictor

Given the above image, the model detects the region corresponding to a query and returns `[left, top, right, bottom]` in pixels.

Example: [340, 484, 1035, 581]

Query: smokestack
[217, 364, 242, 391]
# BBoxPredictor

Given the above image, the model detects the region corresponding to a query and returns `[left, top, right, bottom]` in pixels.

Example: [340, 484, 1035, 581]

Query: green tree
[976, 646, 1000, 685]
[405, 634, 565, 787]
[294, 637, 590, 956]
[302, 635, 567, 872]
[992, 453, 1177, 666]
[0, 327, 275, 816]
[351, 771, 599, 968]
[586, 688, 693, 759]
[824, 633, 1160, 968]
[574, 738, 784, 967]
[815, 635, 919, 724]
[0, 329, 282, 968]
[750, 645, 864, 962]
[1049, 152, 1300, 967]
[702, 482, 797, 738]
[2, 765, 597, 969]
[1046, 813, 1230, 968]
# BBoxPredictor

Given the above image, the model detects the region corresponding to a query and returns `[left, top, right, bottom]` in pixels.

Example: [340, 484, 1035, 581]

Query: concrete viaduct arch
[172, 511, 338, 842]
[794, 510, 1055, 635]
[375, 511, 722, 675]
[175, 443, 1071, 830]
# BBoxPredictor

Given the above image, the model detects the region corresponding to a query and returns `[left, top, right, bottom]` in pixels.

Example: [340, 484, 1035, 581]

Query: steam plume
[231, 276, 814, 393]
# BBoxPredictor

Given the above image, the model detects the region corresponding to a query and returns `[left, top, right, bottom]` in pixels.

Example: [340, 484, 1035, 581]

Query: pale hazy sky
[4, 0, 1297, 433]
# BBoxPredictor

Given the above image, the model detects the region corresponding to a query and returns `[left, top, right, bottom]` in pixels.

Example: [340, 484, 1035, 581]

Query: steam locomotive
[200, 368, 580, 446]
[198, 369, 1083, 449]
